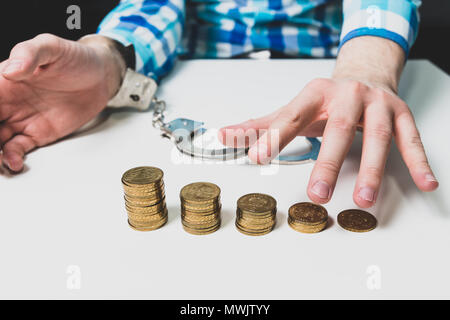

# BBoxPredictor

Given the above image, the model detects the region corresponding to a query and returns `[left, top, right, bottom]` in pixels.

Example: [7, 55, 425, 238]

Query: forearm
[333, 36, 405, 94]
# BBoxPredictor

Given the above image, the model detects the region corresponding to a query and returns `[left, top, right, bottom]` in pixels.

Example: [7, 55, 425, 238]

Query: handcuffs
[107, 68, 321, 165]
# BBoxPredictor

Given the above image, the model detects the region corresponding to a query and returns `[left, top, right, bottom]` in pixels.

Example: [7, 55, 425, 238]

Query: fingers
[353, 104, 393, 208]
[1, 135, 36, 172]
[307, 89, 363, 204]
[394, 109, 438, 192]
[218, 109, 280, 148]
[247, 86, 324, 164]
[2, 34, 63, 81]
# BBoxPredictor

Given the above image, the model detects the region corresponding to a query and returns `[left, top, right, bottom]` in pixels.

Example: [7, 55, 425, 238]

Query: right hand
[0, 34, 124, 172]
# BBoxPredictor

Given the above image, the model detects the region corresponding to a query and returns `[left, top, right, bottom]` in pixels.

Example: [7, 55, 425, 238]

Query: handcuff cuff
[105, 43, 321, 164]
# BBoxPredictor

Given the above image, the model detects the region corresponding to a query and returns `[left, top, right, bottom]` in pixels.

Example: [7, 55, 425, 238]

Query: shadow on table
[64, 107, 153, 141]
[0, 163, 30, 177]
[220, 207, 235, 228]
[398, 61, 448, 119]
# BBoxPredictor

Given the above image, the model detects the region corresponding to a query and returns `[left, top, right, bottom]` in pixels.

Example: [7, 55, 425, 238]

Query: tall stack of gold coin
[180, 182, 221, 235]
[288, 202, 328, 233]
[236, 193, 277, 236]
[121, 166, 168, 231]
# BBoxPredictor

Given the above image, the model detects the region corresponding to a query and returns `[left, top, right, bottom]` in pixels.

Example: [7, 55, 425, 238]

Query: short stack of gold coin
[288, 202, 328, 233]
[180, 182, 221, 235]
[235, 193, 277, 236]
[122, 166, 168, 231]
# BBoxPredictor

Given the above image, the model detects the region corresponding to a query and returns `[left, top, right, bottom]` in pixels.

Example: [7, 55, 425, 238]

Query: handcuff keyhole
[130, 94, 140, 102]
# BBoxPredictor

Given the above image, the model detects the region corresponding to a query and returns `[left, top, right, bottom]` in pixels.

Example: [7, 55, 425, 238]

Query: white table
[0, 60, 449, 299]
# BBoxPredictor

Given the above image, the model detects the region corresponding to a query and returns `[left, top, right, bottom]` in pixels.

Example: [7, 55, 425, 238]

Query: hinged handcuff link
[150, 96, 321, 165]
[105, 67, 320, 164]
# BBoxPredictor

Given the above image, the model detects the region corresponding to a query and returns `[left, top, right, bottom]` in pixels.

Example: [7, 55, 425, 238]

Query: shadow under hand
[0, 162, 30, 177]
[374, 143, 418, 226]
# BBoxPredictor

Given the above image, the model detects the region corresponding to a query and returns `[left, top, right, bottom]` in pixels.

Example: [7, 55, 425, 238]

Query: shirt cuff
[339, 0, 421, 57]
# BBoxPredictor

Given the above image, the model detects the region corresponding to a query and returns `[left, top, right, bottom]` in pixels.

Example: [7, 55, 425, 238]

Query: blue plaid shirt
[98, 0, 421, 81]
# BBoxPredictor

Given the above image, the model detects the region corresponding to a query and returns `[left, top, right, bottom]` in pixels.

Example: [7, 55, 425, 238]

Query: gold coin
[128, 212, 166, 223]
[127, 208, 168, 231]
[182, 221, 221, 235]
[237, 193, 277, 214]
[288, 202, 328, 225]
[182, 214, 219, 224]
[128, 218, 167, 231]
[237, 208, 276, 219]
[235, 221, 274, 236]
[236, 218, 275, 231]
[123, 183, 165, 196]
[237, 210, 276, 225]
[124, 195, 165, 207]
[122, 166, 163, 186]
[288, 217, 327, 234]
[181, 201, 221, 213]
[180, 182, 221, 204]
[127, 205, 166, 216]
[182, 220, 219, 230]
[337, 209, 377, 233]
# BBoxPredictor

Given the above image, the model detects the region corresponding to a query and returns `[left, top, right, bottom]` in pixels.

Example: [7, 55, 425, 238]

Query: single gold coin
[122, 166, 163, 186]
[237, 193, 277, 213]
[180, 182, 221, 203]
[337, 209, 377, 233]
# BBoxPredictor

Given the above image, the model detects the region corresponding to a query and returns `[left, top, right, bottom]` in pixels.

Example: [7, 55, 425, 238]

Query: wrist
[78, 35, 127, 99]
[332, 66, 397, 95]
[332, 36, 405, 94]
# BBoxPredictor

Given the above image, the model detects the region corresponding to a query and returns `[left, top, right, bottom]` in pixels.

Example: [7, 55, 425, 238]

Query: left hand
[219, 77, 438, 208]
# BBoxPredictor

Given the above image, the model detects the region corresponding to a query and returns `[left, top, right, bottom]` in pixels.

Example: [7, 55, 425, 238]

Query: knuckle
[327, 117, 356, 134]
[245, 119, 258, 128]
[10, 41, 31, 57]
[35, 33, 59, 44]
[395, 105, 412, 119]
[409, 134, 424, 150]
[397, 101, 410, 113]
[34, 33, 62, 52]
[363, 165, 383, 181]
[278, 106, 301, 127]
[345, 80, 366, 95]
[367, 123, 393, 141]
[315, 159, 340, 176]
[412, 159, 430, 171]
[372, 88, 392, 103]
[306, 78, 331, 90]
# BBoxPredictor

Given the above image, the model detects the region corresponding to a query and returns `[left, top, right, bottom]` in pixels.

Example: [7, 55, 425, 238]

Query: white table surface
[0, 59, 449, 299]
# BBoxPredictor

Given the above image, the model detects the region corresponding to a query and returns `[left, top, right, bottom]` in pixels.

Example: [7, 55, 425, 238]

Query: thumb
[2, 34, 63, 81]
[218, 110, 281, 148]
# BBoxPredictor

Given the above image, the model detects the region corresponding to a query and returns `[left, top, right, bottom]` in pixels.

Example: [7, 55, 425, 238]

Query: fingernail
[3, 60, 23, 74]
[358, 187, 375, 202]
[2, 160, 10, 169]
[425, 173, 438, 183]
[311, 180, 331, 199]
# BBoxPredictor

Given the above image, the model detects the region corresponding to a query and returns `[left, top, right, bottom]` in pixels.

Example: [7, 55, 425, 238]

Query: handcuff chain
[151, 97, 167, 130]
